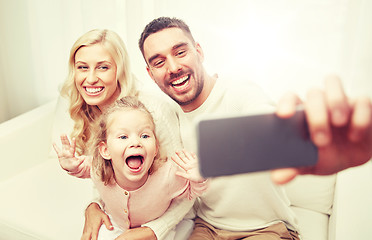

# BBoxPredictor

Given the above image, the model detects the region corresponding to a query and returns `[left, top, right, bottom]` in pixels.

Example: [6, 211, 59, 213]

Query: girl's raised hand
[53, 134, 85, 173]
[171, 150, 205, 183]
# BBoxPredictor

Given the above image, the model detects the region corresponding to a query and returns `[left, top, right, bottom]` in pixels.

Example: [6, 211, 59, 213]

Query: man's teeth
[172, 76, 188, 85]
[85, 87, 103, 93]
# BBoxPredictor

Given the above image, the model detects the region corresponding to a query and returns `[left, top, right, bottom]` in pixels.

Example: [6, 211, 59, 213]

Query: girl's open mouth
[125, 155, 144, 172]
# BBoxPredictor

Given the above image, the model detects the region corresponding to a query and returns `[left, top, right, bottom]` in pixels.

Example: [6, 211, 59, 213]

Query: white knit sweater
[177, 77, 299, 232]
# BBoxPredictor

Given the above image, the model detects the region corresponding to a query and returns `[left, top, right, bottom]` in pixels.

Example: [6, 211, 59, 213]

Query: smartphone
[196, 109, 318, 178]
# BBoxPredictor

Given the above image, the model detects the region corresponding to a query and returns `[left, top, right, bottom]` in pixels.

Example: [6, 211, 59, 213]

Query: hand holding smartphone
[196, 109, 318, 178]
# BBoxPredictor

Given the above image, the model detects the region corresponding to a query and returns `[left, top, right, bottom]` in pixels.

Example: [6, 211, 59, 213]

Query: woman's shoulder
[138, 88, 183, 155]
[137, 89, 180, 123]
[138, 89, 177, 110]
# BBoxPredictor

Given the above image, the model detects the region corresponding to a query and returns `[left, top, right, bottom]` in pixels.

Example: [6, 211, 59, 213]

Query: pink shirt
[91, 160, 206, 230]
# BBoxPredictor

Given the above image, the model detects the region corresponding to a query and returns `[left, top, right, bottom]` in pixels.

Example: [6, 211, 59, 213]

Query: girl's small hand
[53, 134, 84, 173]
[171, 150, 205, 183]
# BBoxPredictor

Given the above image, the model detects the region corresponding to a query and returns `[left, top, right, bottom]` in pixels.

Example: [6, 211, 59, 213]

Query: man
[139, 16, 372, 239]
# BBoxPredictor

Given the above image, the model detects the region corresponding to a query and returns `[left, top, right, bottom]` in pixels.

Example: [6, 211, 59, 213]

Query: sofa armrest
[0, 99, 57, 182]
[329, 160, 372, 240]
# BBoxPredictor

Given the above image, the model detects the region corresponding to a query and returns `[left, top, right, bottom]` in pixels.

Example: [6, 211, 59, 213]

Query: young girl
[56, 96, 207, 239]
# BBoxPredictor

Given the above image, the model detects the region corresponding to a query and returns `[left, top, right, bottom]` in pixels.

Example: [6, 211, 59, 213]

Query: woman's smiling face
[74, 44, 120, 110]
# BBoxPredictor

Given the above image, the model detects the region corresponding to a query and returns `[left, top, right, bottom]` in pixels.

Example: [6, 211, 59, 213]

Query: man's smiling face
[144, 27, 206, 112]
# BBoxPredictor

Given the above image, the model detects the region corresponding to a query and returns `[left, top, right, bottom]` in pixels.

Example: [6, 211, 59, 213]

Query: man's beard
[168, 70, 204, 107]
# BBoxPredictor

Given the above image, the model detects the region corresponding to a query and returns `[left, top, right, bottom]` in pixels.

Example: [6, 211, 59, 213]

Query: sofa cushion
[0, 99, 56, 182]
[0, 159, 94, 240]
[284, 174, 336, 215]
[291, 206, 329, 240]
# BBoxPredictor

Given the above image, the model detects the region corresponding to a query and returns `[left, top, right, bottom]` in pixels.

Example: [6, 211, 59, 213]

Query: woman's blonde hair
[61, 29, 138, 155]
[90, 96, 166, 185]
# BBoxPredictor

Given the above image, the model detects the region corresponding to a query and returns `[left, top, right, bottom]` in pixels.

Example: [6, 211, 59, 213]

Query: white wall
[0, 0, 130, 121]
[0, 0, 371, 123]
[153, 0, 372, 101]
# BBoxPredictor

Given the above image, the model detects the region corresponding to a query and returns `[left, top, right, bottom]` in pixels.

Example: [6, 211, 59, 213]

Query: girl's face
[99, 109, 158, 191]
[74, 44, 120, 111]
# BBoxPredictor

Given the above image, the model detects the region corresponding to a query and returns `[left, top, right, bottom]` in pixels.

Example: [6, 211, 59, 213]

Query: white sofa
[0, 98, 371, 240]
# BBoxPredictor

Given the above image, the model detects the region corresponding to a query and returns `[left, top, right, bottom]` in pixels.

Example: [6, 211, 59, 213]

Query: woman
[53, 29, 192, 240]
[60, 29, 136, 157]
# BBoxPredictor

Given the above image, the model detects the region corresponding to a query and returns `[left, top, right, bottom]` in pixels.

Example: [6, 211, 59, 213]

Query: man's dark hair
[138, 17, 196, 57]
